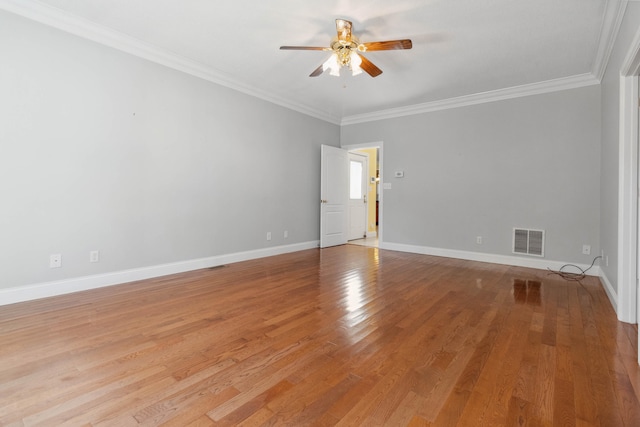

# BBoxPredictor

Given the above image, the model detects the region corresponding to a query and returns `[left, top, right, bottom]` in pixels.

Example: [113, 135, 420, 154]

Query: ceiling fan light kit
[280, 19, 412, 78]
[323, 49, 363, 76]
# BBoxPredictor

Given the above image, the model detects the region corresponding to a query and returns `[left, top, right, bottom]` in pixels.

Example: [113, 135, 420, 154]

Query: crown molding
[621, 21, 640, 75]
[0, 0, 619, 127]
[341, 0, 629, 126]
[592, 0, 629, 80]
[0, 0, 341, 125]
[340, 73, 600, 125]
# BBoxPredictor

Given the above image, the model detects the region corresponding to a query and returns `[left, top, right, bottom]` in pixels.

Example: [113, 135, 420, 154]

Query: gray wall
[3, 4, 636, 300]
[342, 86, 601, 264]
[0, 11, 339, 289]
[599, 2, 640, 293]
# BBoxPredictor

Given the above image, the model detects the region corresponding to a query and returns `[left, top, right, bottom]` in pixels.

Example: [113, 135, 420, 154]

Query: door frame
[618, 28, 640, 327]
[342, 141, 384, 245]
[618, 26, 640, 363]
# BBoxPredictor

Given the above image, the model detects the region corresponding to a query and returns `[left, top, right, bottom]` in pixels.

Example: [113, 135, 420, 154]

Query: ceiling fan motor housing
[331, 38, 364, 66]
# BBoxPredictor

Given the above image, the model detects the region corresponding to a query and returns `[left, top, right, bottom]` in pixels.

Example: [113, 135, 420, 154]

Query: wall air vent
[513, 228, 544, 257]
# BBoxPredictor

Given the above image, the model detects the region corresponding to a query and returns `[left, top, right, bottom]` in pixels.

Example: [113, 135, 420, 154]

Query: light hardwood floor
[1, 245, 639, 426]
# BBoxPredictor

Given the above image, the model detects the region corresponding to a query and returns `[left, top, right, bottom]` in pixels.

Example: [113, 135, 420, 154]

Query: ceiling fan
[280, 19, 412, 78]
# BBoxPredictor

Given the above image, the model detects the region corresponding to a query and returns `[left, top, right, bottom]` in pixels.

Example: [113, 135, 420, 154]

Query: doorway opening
[343, 142, 383, 248]
[347, 151, 369, 242]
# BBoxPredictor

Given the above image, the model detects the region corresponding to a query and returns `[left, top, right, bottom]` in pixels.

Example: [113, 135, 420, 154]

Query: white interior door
[320, 145, 349, 248]
[348, 152, 368, 241]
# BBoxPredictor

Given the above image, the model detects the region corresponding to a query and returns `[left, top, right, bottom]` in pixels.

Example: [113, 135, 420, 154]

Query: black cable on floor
[547, 255, 602, 281]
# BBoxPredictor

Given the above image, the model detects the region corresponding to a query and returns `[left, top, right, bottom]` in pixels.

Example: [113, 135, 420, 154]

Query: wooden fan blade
[358, 54, 383, 77]
[280, 46, 328, 51]
[336, 19, 352, 42]
[309, 64, 324, 77]
[362, 39, 412, 51]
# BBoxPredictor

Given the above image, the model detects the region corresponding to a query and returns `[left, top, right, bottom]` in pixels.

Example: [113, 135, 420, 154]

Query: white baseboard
[0, 240, 319, 307]
[379, 242, 625, 316]
[1, 240, 612, 310]
[598, 270, 619, 315]
[379, 242, 602, 277]
[366, 231, 378, 238]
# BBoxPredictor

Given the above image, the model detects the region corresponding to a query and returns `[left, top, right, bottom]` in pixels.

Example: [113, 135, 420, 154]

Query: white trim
[621, 20, 640, 76]
[0, 0, 341, 125]
[617, 23, 640, 324]
[0, 0, 611, 127]
[0, 240, 319, 307]
[339, 0, 627, 127]
[366, 231, 378, 238]
[380, 241, 601, 277]
[599, 270, 619, 314]
[592, 0, 629, 80]
[618, 75, 639, 323]
[341, 74, 599, 125]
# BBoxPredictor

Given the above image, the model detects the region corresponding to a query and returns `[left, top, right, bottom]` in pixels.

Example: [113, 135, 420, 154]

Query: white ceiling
[1, 0, 620, 124]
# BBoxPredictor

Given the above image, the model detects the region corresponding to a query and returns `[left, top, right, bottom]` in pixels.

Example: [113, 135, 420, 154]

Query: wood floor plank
[416, 288, 507, 421]
[0, 246, 638, 426]
[385, 391, 427, 426]
[459, 302, 533, 425]
[263, 372, 360, 425]
[532, 343, 557, 426]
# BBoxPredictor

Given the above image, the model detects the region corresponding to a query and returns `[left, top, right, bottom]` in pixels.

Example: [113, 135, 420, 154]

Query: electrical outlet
[476, 236, 482, 245]
[582, 244, 591, 255]
[49, 254, 62, 268]
[90, 250, 100, 263]
[284, 230, 288, 239]
[266, 232, 272, 241]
